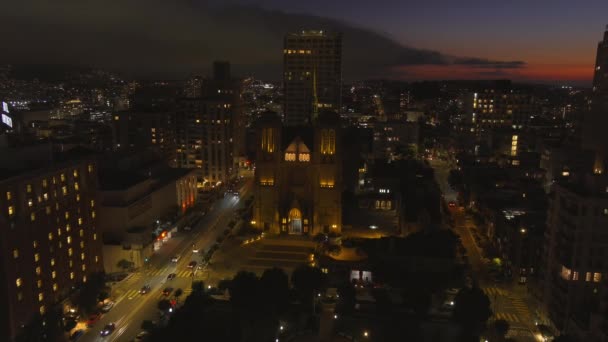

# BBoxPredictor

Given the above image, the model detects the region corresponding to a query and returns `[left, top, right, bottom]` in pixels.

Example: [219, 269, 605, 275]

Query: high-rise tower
[593, 25, 608, 97]
[283, 31, 342, 126]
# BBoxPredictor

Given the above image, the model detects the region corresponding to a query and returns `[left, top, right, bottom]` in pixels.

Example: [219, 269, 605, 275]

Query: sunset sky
[1, 0, 606, 84]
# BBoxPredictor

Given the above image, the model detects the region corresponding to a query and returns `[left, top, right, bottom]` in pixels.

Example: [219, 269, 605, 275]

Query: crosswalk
[142, 269, 200, 278]
[495, 312, 521, 323]
[482, 287, 506, 297]
[510, 297, 530, 317]
[120, 286, 195, 301]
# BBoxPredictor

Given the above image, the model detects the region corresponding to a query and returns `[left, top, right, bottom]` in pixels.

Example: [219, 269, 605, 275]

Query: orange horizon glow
[393, 63, 594, 83]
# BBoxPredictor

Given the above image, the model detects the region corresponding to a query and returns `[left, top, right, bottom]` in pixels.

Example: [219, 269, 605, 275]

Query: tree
[291, 265, 326, 313]
[217, 279, 232, 292]
[229, 271, 259, 310]
[74, 272, 106, 313]
[157, 299, 171, 312]
[553, 335, 575, 342]
[336, 281, 356, 314]
[260, 267, 289, 314]
[174, 288, 183, 304]
[453, 286, 492, 341]
[494, 319, 510, 340]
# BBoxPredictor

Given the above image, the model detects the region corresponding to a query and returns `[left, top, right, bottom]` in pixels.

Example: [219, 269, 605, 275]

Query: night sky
[1, 0, 606, 84]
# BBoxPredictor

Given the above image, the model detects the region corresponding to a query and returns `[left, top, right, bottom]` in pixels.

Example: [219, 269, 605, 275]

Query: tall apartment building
[0, 147, 103, 341]
[283, 31, 342, 126]
[466, 89, 538, 133]
[184, 76, 203, 99]
[593, 25, 608, 97]
[175, 62, 244, 184]
[541, 174, 608, 335]
[112, 110, 176, 165]
[583, 25, 608, 174]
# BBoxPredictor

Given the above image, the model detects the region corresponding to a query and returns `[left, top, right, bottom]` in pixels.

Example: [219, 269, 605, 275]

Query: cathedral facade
[252, 112, 342, 236]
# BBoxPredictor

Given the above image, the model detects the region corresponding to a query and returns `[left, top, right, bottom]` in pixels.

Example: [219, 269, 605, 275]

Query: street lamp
[363, 331, 369, 338]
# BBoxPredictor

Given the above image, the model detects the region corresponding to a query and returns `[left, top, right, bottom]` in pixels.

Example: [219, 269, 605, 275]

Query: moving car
[192, 246, 200, 253]
[100, 301, 114, 313]
[86, 313, 102, 327]
[167, 273, 176, 280]
[448, 201, 457, 208]
[162, 287, 174, 296]
[139, 284, 151, 294]
[171, 255, 180, 262]
[188, 261, 197, 269]
[100, 323, 116, 337]
[135, 331, 149, 340]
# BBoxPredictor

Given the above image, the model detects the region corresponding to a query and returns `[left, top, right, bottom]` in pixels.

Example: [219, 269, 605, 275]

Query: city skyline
[1, 0, 606, 85]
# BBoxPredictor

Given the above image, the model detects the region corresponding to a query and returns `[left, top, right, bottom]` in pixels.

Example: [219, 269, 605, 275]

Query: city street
[78, 179, 252, 342]
[431, 159, 540, 341]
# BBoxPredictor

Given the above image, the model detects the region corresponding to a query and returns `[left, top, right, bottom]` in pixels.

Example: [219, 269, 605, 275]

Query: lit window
[33, 240, 38, 248]
[586, 272, 592, 282]
[36, 267, 41, 275]
[48, 232, 53, 241]
[8, 206, 14, 216]
[6, 191, 11, 200]
[66, 224, 71, 232]
[34, 253, 40, 262]
[62, 186, 67, 195]
[81, 252, 85, 260]
[82, 275, 87, 283]
[60, 174, 65, 182]
[50, 258, 55, 266]
[52, 283, 58, 291]
[90, 200, 95, 207]
[79, 229, 84, 237]
[73, 169, 78, 178]
[594, 273, 602, 283]
[285, 152, 296, 161]
[95, 255, 99, 263]
[78, 217, 83, 225]
[26, 184, 32, 193]
[561, 265, 572, 280]
[57, 228, 62, 236]
[52, 271, 56, 279]
[42, 179, 47, 188]
[69, 260, 73, 268]
[74, 182, 79, 191]
[16, 278, 22, 288]
[68, 248, 73, 256]
[67, 236, 72, 244]
[81, 264, 86, 271]
[46, 206, 51, 214]
[17, 292, 23, 301]
[30, 212, 35, 221]
[37, 280, 42, 288]
[52, 177, 56, 184]
[70, 272, 74, 280]
[76, 194, 80, 202]
[93, 233, 97, 241]
[65, 211, 69, 219]
[91, 211, 96, 219]
[38, 293, 43, 302]
[28, 198, 33, 207]
[39, 306, 45, 315]
[88, 164, 93, 173]
[80, 241, 84, 248]
[298, 153, 310, 162]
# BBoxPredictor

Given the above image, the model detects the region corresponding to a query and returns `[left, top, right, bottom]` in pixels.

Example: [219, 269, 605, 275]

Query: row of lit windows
[260, 178, 275, 186]
[284, 49, 312, 54]
[561, 265, 602, 282]
[284, 152, 310, 162]
[320, 179, 335, 188]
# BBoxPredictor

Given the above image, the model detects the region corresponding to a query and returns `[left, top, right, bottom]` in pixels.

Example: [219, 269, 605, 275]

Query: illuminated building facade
[253, 111, 342, 235]
[593, 25, 608, 97]
[466, 89, 538, 134]
[541, 175, 608, 333]
[175, 62, 245, 185]
[0, 158, 104, 341]
[283, 31, 342, 126]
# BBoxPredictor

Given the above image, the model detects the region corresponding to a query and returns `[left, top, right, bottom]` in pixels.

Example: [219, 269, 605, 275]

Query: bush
[328, 245, 342, 256]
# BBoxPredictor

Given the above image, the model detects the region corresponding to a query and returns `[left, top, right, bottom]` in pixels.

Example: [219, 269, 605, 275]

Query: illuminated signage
[2, 102, 8, 113]
[2, 114, 12, 128]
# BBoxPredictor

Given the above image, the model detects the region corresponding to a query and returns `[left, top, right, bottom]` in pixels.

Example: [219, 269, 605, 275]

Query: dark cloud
[0, 1, 526, 80]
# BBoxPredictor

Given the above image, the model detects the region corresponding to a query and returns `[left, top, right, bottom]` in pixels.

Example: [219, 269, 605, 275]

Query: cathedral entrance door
[288, 208, 303, 235]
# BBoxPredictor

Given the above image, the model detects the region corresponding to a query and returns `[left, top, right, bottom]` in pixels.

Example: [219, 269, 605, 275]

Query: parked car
[100, 302, 114, 313]
[139, 284, 151, 294]
[70, 329, 85, 341]
[167, 273, 176, 280]
[188, 261, 197, 269]
[192, 245, 200, 253]
[135, 331, 150, 340]
[162, 287, 174, 296]
[100, 323, 116, 336]
[171, 255, 180, 262]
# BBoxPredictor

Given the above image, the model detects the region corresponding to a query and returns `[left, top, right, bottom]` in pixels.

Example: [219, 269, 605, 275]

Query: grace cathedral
[252, 111, 342, 236]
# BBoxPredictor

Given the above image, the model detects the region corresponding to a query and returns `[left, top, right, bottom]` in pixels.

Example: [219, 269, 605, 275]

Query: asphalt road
[78, 179, 252, 342]
[431, 159, 540, 341]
